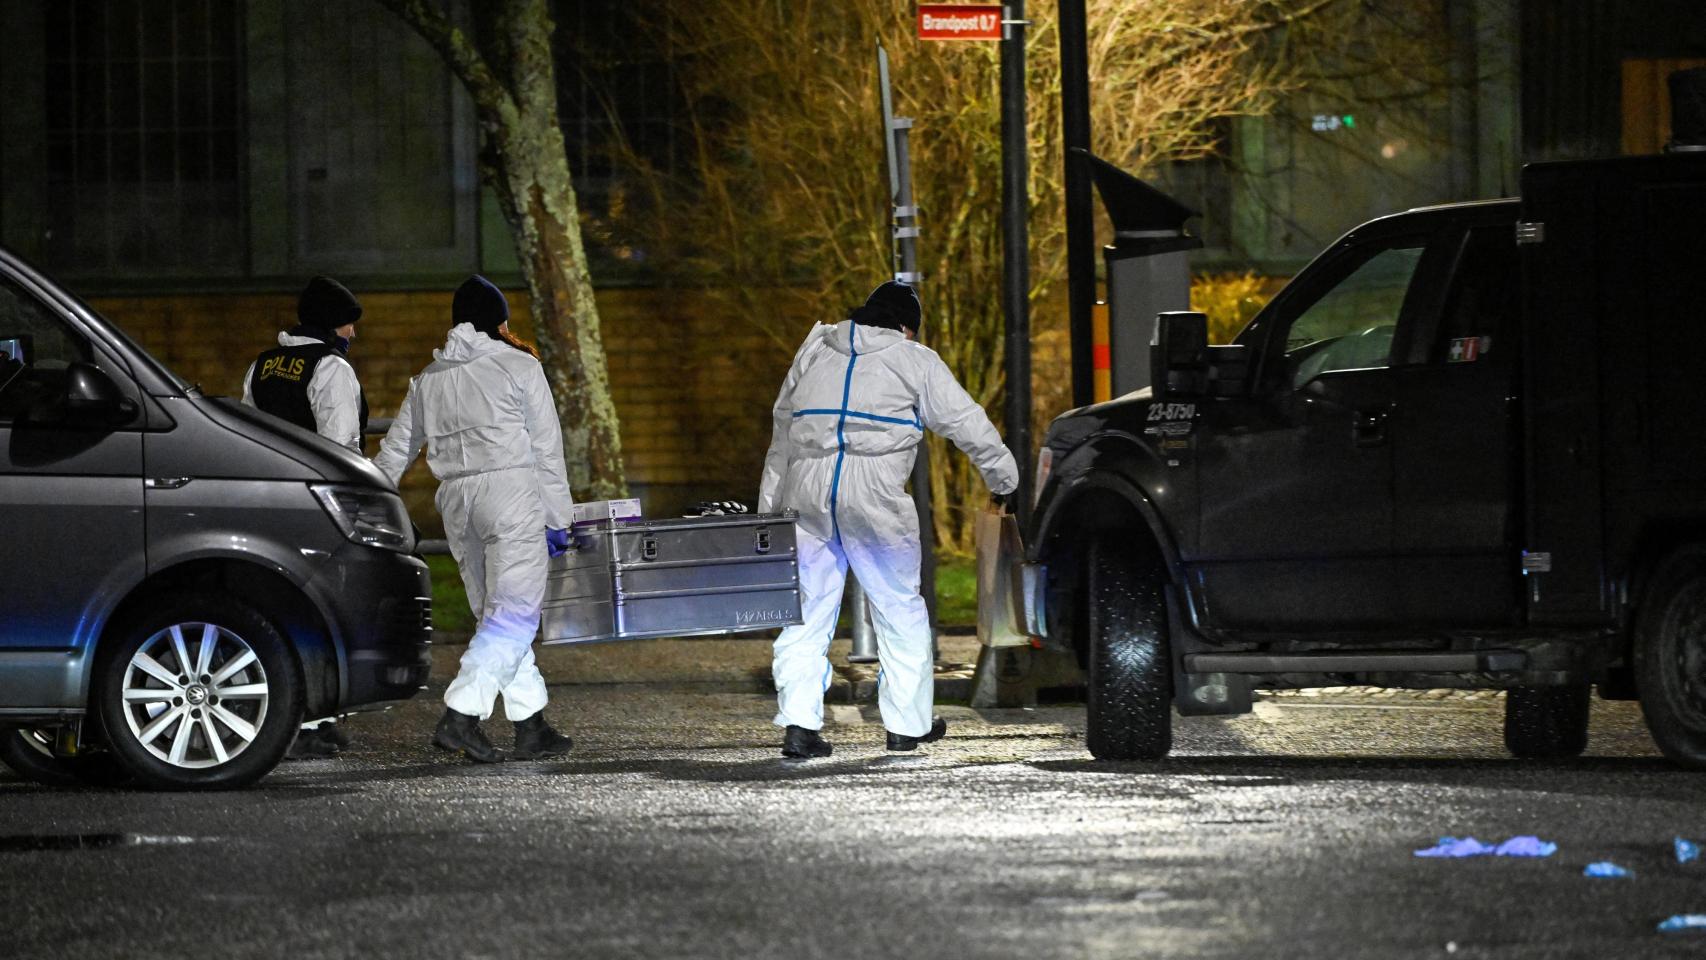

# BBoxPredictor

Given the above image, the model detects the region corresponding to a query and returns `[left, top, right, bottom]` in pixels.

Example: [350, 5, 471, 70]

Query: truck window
[0, 275, 92, 422]
[1431, 226, 1518, 365]
[1284, 244, 1425, 390]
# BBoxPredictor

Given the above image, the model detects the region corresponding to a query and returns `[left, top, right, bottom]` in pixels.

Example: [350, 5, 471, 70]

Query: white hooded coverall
[760, 319, 1018, 737]
[373, 324, 576, 722]
[241, 332, 363, 451]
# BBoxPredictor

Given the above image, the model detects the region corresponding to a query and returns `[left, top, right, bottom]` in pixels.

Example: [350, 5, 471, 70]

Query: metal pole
[893, 116, 939, 637]
[878, 44, 938, 644]
[846, 577, 879, 663]
[1059, 0, 1095, 409]
[1002, 1, 1033, 524]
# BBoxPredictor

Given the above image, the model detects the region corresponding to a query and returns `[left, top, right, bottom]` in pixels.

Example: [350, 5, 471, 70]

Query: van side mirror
[1151, 311, 1209, 398]
[63, 362, 137, 425]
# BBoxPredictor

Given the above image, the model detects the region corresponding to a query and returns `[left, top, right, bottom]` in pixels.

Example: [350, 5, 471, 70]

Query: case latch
[642, 536, 658, 561]
[755, 528, 772, 554]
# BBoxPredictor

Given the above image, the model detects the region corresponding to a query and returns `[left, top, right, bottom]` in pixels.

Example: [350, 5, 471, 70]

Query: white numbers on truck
[1147, 403, 1197, 422]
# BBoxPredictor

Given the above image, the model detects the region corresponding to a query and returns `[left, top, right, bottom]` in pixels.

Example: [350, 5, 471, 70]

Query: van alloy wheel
[117, 622, 270, 769]
[0, 728, 132, 788]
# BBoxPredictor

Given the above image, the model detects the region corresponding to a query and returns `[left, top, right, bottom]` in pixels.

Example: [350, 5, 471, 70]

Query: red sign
[917, 4, 1004, 41]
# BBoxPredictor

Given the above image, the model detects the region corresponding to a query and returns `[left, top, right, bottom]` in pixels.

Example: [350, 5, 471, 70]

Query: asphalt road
[4, 641, 1705, 960]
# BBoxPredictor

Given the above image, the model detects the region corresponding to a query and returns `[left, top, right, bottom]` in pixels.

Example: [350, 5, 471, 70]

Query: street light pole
[1002, 0, 1033, 523]
[1058, 0, 1095, 409]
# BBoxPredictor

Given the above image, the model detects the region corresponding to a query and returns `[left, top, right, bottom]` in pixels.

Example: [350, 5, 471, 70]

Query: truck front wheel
[1503, 685, 1590, 759]
[1634, 555, 1706, 768]
[1084, 538, 1172, 761]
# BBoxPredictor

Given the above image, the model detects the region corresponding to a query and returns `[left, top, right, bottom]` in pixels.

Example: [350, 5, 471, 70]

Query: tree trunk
[485, 126, 627, 501]
[378, 0, 627, 500]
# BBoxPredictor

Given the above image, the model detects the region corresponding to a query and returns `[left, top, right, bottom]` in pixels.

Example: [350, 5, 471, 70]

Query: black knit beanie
[453, 275, 510, 340]
[296, 276, 362, 331]
[848, 280, 921, 334]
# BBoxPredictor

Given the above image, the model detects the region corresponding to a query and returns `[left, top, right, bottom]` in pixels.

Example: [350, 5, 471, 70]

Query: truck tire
[1085, 538, 1172, 761]
[1503, 685, 1590, 759]
[1634, 555, 1706, 768]
[0, 728, 131, 788]
[96, 595, 303, 790]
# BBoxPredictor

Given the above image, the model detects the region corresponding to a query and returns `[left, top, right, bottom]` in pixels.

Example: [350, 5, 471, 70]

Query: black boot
[284, 725, 339, 760]
[512, 714, 574, 760]
[316, 720, 352, 751]
[781, 725, 832, 759]
[886, 716, 948, 752]
[432, 709, 503, 763]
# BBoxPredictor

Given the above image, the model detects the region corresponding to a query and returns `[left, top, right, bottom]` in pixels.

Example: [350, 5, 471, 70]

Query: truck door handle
[1353, 408, 1389, 447]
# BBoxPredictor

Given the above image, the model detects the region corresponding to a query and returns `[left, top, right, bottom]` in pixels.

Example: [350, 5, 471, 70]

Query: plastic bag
[975, 505, 1030, 649]
[1677, 837, 1700, 863]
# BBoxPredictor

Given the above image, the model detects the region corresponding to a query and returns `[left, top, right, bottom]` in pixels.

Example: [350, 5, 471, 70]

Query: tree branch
[374, 0, 514, 117]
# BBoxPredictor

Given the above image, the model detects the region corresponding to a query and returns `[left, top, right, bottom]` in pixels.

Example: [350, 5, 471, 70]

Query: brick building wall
[89, 286, 803, 535]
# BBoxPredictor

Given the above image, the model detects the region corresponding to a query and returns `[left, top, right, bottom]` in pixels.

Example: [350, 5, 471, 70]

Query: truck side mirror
[1151, 311, 1209, 398]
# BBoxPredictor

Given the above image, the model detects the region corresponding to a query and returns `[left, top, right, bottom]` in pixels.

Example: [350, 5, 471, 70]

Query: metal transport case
[541, 512, 802, 644]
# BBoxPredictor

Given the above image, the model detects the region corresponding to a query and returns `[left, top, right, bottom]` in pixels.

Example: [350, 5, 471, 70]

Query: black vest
[249, 342, 369, 440]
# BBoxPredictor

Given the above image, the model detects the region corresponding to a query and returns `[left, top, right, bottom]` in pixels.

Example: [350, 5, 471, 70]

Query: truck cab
[1028, 152, 1706, 766]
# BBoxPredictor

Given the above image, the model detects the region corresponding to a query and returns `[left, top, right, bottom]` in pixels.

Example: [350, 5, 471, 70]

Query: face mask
[335, 336, 352, 354]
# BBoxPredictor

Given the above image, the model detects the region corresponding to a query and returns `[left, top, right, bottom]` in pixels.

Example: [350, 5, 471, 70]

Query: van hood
[197, 397, 391, 488]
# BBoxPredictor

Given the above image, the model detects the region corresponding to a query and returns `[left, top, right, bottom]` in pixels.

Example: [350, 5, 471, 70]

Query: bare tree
[376, 0, 627, 499]
[620, 0, 1348, 553]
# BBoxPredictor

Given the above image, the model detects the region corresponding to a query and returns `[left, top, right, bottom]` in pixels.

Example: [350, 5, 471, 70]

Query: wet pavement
[4, 639, 1706, 959]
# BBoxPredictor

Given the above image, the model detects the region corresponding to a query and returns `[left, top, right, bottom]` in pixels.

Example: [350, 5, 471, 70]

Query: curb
[827, 662, 977, 704]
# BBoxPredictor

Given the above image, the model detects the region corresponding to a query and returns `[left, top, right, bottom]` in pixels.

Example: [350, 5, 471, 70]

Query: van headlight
[1034, 446, 1054, 507]
[311, 485, 415, 553]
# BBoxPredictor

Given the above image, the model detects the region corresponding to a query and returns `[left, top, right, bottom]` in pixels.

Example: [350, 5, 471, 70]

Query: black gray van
[0, 246, 431, 790]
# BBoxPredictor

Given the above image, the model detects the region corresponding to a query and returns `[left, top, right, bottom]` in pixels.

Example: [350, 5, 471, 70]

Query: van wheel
[1085, 538, 1172, 761]
[1503, 685, 1590, 759]
[0, 728, 131, 788]
[1635, 555, 1706, 768]
[96, 595, 302, 790]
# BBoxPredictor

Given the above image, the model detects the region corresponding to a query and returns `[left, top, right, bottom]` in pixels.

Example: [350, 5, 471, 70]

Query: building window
[284, 1, 476, 275]
[42, 0, 245, 277]
[555, 0, 681, 272]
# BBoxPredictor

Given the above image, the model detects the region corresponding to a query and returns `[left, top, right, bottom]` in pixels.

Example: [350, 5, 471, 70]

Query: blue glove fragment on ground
[1415, 837, 1496, 858]
[1678, 837, 1700, 863]
[1414, 835, 1556, 858]
[1583, 862, 1632, 878]
[1493, 836, 1557, 858]
[546, 528, 571, 558]
[1659, 915, 1706, 932]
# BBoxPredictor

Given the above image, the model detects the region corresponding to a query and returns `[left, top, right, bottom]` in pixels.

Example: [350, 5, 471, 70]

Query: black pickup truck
[1026, 151, 1706, 766]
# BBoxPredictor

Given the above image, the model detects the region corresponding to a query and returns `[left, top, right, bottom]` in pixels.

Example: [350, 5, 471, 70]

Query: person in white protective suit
[760, 280, 1018, 758]
[243, 276, 369, 758]
[373, 276, 578, 763]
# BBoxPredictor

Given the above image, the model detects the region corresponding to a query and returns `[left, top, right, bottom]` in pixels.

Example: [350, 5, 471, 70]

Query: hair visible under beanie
[848, 280, 921, 334]
[453, 275, 510, 339]
[297, 276, 362, 331]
